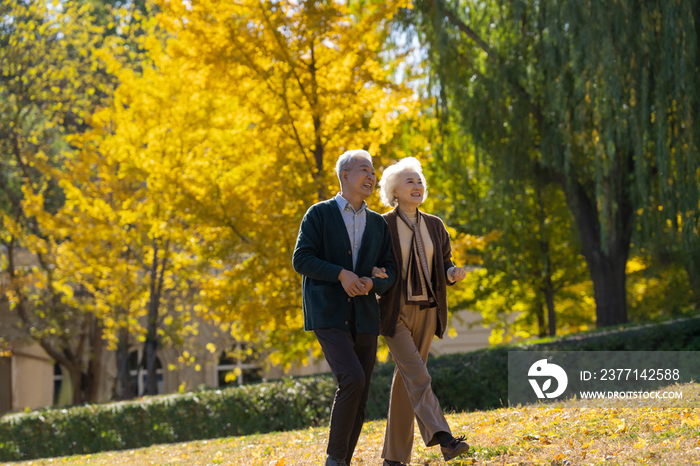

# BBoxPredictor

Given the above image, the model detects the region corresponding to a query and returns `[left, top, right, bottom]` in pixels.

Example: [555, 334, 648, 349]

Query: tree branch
[430, 0, 490, 52]
[155, 238, 170, 305]
[257, 2, 310, 100]
[433, 0, 544, 126]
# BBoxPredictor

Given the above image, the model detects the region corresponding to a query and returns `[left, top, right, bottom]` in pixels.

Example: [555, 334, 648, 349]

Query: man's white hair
[379, 157, 428, 207]
[335, 149, 373, 185]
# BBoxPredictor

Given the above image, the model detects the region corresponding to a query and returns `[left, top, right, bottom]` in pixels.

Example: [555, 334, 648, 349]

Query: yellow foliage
[3, 0, 422, 372]
[0, 0, 145, 369]
[626, 257, 647, 274]
[376, 341, 390, 363]
[106, 0, 421, 366]
[224, 368, 242, 383]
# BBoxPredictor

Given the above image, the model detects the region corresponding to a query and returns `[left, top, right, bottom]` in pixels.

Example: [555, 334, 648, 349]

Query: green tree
[419, 117, 592, 341]
[406, 0, 700, 326]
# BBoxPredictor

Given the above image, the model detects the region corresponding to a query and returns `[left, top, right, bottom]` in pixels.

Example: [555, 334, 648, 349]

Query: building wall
[9, 343, 54, 412]
[430, 310, 492, 356]
[265, 355, 331, 380]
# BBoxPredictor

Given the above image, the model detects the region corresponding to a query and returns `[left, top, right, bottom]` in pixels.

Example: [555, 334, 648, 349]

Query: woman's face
[393, 170, 425, 208]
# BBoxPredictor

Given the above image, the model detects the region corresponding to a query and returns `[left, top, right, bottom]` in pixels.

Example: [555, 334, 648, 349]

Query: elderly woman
[373, 157, 469, 466]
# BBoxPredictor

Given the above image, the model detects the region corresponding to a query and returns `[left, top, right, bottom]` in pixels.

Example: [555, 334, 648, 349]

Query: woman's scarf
[397, 207, 435, 309]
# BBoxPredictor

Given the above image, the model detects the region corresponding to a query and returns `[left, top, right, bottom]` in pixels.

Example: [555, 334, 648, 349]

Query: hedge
[424, 314, 700, 413]
[0, 376, 336, 461]
[1, 315, 699, 461]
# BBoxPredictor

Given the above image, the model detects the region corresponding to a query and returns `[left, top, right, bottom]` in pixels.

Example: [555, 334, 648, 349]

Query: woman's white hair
[379, 157, 428, 207]
[335, 149, 373, 186]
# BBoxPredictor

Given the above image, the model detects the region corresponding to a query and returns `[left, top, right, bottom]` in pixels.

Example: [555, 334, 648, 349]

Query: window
[53, 363, 63, 404]
[128, 350, 164, 395]
[217, 341, 262, 386]
[1, 356, 12, 414]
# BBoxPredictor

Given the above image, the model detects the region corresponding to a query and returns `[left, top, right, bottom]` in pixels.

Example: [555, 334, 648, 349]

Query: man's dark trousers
[315, 324, 376, 465]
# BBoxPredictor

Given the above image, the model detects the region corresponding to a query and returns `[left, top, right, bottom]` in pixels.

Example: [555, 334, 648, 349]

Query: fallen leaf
[615, 419, 627, 433]
[634, 438, 648, 449]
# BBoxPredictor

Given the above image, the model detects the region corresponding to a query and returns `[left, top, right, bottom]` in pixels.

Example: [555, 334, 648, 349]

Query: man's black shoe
[325, 455, 348, 466]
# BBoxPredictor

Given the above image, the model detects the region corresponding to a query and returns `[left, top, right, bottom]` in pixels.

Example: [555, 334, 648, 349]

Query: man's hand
[339, 269, 368, 296]
[359, 277, 374, 293]
[371, 267, 388, 279]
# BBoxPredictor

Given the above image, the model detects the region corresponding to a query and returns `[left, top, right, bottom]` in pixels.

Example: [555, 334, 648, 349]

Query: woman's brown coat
[378, 207, 456, 338]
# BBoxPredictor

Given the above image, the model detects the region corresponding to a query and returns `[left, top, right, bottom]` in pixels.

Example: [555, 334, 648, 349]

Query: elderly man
[293, 149, 397, 466]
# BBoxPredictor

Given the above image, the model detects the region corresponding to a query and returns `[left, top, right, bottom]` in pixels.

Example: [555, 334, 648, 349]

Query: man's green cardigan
[292, 199, 397, 334]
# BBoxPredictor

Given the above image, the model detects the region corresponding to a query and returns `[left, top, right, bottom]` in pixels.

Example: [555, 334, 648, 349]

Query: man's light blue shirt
[335, 193, 367, 272]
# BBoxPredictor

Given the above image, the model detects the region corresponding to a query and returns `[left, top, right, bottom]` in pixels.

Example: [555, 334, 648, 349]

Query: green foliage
[626, 257, 697, 321]
[405, 0, 700, 326]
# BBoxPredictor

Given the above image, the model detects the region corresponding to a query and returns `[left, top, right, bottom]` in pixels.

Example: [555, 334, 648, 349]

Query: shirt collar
[335, 193, 367, 213]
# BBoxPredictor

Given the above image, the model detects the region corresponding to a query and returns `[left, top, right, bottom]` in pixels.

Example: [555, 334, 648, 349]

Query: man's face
[342, 157, 376, 199]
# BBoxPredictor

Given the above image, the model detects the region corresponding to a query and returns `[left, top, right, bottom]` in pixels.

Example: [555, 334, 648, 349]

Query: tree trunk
[587, 253, 629, 327]
[561, 176, 633, 327]
[143, 238, 160, 396]
[114, 326, 134, 401]
[83, 317, 103, 403]
[543, 278, 556, 336]
[310, 42, 326, 202]
[144, 338, 159, 396]
[70, 364, 83, 405]
[143, 237, 168, 396]
[536, 184, 556, 336]
[313, 116, 325, 202]
[535, 301, 546, 337]
[682, 247, 700, 309]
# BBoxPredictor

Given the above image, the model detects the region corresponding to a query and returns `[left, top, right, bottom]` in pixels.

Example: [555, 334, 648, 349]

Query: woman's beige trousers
[381, 301, 451, 463]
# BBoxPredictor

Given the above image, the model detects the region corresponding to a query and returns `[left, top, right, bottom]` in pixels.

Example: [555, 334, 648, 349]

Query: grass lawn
[4, 383, 700, 465]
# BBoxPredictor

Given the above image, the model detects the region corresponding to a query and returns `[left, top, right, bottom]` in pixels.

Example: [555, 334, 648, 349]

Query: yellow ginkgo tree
[0, 0, 129, 404]
[145, 0, 420, 369]
[68, 0, 421, 372]
[1, 0, 199, 401]
[9, 0, 422, 397]
[33, 21, 232, 397]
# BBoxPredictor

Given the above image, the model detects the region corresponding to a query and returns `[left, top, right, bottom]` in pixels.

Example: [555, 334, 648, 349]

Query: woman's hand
[371, 266, 388, 279]
[448, 266, 467, 282]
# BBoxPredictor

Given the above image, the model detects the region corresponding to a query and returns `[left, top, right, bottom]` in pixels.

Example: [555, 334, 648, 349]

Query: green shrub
[1, 316, 699, 461]
[0, 376, 336, 461]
